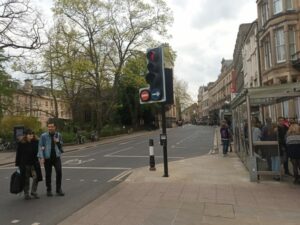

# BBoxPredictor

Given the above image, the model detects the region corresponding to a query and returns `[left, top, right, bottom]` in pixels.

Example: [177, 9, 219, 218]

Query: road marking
[31, 223, 40, 225]
[11, 220, 20, 224]
[63, 158, 95, 165]
[93, 179, 98, 182]
[104, 147, 133, 156]
[0, 166, 131, 170]
[119, 141, 131, 145]
[80, 179, 85, 182]
[104, 155, 184, 159]
[108, 170, 132, 182]
[62, 166, 131, 170]
[63, 155, 90, 158]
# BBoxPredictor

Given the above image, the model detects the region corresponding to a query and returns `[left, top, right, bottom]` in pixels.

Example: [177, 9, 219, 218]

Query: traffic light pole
[161, 103, 169, 177]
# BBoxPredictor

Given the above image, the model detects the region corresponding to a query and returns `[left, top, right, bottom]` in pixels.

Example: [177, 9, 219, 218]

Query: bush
[0, 116, 41, 141]
[100, 124, 127, 137]
[60, 132, 76, 144]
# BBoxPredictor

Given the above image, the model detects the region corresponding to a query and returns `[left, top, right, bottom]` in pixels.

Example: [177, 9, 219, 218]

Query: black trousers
[44, 157, 62, 192]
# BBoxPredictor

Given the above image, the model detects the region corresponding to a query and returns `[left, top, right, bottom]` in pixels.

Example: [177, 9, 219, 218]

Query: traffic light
[145, 46, 166, 102]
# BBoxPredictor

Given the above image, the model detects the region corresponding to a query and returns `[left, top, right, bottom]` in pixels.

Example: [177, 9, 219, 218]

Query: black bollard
[149, 139, 156, 171]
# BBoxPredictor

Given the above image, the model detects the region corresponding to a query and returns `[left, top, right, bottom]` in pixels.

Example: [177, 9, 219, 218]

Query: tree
[0, 50, 15, 118]
[118, 52, 147, 127]
[174, 78, 193, 120]
[0, 0, 45, 51]
[51, 0, 173, 132]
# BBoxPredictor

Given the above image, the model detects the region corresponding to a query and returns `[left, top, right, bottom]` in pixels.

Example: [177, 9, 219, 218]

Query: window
[275, 28, 286, 63]
[287, 0, 293, 10]
[288, 26, 296, 59]
[263, 36, 272, 69]
[273, 0, 282, 14]
[261, 3, 269, 25]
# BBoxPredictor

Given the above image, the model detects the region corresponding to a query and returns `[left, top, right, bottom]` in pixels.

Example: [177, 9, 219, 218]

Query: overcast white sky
[32, 0, 257, 101]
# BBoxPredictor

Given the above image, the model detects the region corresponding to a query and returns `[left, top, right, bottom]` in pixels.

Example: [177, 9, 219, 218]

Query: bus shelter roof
[231, 83, 300, 108]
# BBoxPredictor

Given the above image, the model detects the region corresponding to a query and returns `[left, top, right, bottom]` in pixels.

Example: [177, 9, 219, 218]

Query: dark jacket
[15, 140, 43, 182]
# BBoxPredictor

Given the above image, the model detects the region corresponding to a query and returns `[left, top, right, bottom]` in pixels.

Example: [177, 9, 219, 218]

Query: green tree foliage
[50, 0, 173, 131]
[174, 78, 193, 120]
[0, 51, 15, 118]
[117, 52, 147, 127]
[0, 115, 41, 140]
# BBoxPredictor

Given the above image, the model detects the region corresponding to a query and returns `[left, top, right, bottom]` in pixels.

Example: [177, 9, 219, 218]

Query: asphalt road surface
[0, 125, 215, 225]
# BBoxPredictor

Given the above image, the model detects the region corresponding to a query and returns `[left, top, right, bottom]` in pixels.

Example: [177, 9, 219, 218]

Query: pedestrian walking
[15, 129, 42, 200]
[286, 123, 300, 184]
[277, 116, 292, 176]
[38, 121, 65, 197]
[220, 120, 231, 156]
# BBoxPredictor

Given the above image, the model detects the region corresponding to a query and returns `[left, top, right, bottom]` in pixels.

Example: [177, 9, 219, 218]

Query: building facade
[242, 20, 261, 88]
[257, 0, 300, 85]
[5, 79, 72, 127]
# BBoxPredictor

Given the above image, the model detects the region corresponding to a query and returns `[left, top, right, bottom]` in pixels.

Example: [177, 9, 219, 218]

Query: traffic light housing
[145, 46, 166, 102]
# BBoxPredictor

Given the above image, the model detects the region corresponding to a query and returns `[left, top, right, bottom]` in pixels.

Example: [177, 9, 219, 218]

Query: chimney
[23, 79, 33, 93]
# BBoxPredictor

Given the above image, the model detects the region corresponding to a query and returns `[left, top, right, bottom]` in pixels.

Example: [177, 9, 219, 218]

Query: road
[0, 125, 215, 225]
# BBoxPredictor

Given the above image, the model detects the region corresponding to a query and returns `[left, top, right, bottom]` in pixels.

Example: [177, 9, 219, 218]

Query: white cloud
[168, 0, 257, 101]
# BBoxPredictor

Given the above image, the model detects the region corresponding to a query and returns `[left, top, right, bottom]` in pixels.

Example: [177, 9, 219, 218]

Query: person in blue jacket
[38, 121, 65, 197]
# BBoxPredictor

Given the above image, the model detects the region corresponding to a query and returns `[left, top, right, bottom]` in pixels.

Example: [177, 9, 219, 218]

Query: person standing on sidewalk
[277, 116, 292, 176]
[15, 129, 42, 200]
[38, 121, 65, 197]
[286, 123, 300, 184]
[220, 120, 231, 157]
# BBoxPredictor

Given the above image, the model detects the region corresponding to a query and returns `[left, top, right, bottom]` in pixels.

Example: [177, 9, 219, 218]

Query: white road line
[108, 170, 132, 182]
[0, 166, 132, 170]
[31, 222, 41, 225]
[11, 220, 20, 224]
[63, 155, 90, 158]
[62, 166, 131, 170]
[104, 155, 185, 159]
[119, 141, 131, 145]
[104, 147, 133, 157]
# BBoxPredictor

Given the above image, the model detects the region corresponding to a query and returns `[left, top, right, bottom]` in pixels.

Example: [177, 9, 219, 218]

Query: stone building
[257, 0, 300, 85]
[5, 79, 72, 127]
[242, 20, 261, 88]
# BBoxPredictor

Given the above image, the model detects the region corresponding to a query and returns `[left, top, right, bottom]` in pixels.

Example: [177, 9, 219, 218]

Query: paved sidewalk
[57, 130, 300, 225]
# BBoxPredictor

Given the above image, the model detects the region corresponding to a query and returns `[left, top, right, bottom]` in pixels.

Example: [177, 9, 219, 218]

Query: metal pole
[149, 139, 156, 171]
[161, 103, 169, 177]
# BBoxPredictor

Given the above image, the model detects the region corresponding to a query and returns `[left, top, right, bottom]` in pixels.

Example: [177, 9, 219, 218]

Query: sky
[31, 0, 258, 101]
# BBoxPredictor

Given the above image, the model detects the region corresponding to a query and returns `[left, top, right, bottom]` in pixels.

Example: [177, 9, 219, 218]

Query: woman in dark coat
[286, 124, 300, 184]
[15, 129, 42, 199]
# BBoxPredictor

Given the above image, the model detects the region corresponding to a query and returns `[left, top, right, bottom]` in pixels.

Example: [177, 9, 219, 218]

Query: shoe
[31, 193, 40, 199]
[47, 191, 53, 197]
[24, 195, 31, 200]
[56, 190, 65, 196]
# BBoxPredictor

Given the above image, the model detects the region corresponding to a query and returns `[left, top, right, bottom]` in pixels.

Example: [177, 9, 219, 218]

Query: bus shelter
[231, 83, 300, 182]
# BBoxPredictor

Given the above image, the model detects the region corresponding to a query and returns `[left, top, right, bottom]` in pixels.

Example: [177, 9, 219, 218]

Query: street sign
[139, 88, 151, 104]
[151, 89, 161, 100]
